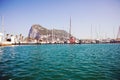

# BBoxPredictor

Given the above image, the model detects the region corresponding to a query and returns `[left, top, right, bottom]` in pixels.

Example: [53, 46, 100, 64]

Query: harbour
[0, 16, 120, 46]
[0, 0, 120, 80]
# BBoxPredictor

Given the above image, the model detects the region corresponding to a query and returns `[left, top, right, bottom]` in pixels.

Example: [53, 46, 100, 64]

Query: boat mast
[69, 16, 71, 38]
[96, 25, 98, 40]
[1, 16, 4, 34]
[98, 25, 101, 40]
[1, 16, 5, 41]
[47, 29, 48, 43]
[113, 27, 115, 39]
[52, 28, 54, 43]
[117, 26, 120, 39]
[91, 24, 93, 40]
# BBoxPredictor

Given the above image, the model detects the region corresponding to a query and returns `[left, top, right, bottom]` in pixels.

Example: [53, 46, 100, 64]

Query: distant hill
[28, 24, 71, 41]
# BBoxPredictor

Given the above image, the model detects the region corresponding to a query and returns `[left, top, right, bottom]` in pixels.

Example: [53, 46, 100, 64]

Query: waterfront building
[11, 35, 15, 43]
[0, 33, 3, 42]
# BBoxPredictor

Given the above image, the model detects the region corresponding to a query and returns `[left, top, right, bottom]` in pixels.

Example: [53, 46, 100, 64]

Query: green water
[0, 44, 120, 80]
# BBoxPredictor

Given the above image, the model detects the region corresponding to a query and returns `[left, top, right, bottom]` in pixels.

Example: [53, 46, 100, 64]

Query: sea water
[0, 44, 120, 80]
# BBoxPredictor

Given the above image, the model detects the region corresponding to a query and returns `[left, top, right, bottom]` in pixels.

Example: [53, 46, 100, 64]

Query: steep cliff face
[28, 24, 70, 41]
[28, 24, 47, 39]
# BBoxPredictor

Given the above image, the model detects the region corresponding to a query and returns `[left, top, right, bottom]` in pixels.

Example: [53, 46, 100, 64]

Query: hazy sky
[0, 0, 120, 39]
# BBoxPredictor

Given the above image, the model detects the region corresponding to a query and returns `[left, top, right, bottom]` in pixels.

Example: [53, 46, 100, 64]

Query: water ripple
[0, 44, 120, 80]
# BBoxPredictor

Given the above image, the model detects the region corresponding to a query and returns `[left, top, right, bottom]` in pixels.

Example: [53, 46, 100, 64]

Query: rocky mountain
[28, 24, 71, 41]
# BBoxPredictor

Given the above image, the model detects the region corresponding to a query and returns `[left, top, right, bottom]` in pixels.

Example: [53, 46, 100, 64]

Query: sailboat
[116, 26, 120, 43]
[0, 16, 13, 46]
[0, 16, 4, 42]
[69, 17, 75, 44]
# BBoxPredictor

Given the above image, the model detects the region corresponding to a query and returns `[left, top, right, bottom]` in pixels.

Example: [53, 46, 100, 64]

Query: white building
[11, 35, 15, 43]
[0, 33, 3, 42]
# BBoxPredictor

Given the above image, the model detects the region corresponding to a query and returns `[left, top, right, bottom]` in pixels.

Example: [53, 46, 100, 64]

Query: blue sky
[0, 0, 120, 39]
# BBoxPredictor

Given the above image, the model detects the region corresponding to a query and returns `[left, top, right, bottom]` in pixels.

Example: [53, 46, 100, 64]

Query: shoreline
[0, 42, 120, 47]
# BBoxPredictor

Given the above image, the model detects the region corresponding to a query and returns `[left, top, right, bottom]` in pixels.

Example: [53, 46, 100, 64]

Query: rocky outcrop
[28, 24, 70, 41]
[28, 24, 47, 39]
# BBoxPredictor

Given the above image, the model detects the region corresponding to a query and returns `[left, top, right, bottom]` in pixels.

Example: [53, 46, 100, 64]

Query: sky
[0, 0, 120, 39]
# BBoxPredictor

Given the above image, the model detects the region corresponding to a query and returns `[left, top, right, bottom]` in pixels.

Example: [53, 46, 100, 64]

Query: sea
[0, 44, 120, 80]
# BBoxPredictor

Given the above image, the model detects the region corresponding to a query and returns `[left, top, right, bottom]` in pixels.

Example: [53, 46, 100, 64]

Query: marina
[0, 16, 120, 46]
[0, 0, 120, 80]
